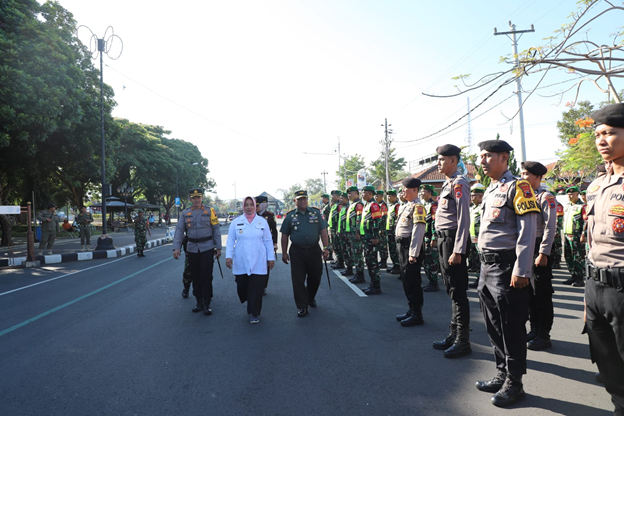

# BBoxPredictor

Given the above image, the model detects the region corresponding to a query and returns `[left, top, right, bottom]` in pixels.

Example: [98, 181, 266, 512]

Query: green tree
[336, 155, 366, 190]
[277, 183, 303, 207]
[368, 147, 407, 189]
[556, 100, 595, 146]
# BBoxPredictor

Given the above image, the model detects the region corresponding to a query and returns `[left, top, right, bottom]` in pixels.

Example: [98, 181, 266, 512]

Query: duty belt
[436, 228, 457, 240]
[480, 250, 516, 264]
[586, 262, 624, 289]
[187, 236, 212, 243]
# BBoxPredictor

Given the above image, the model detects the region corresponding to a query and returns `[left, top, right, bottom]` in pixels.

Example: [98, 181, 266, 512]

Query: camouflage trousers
[339, 232, 352, 268]
[135, 232, 147, 251]
[551, 228, 563, 268]
[349, 234, 364, 273]
[378, 228, 388, 263]
[423, 238, 439, 283]
[183, 253, 192, 289]
[329, 228, 340, 263]
[387, 231, 399, 266]
[363, 239, 381, 285]
[564, 234, 586, 279]
[467, 240, 480, 275]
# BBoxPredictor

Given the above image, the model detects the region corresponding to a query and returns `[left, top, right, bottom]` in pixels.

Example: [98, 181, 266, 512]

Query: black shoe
[422, 282, 439, 292]
[350, 273, 366, 284]
[527, 335, 552, 351]
[491, 374, 525, 407]
[203, 300, 212, 316]
[341, 268, 354, 276]
[444, 341, 472, 358]
[387, 264, 400, 274]
[297, 307, 308, 317]
[192, 301, 203, 313]
[401, 310, 424, 326]
[562, 276, 576, 285]
[379, 261, 387, 269]
[526, 331, 538, 342]
[396, 310, 412, 322]
[433, 330, 456, 350]
[475, 370, 507, 393]
[309, 300, 317, 307]
[182, 288, 190, 298]
[363, 286, 381, 295]
[572, 277, 585, 287]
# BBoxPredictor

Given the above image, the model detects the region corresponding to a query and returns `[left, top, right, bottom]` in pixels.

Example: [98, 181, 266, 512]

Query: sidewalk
[0, 226, 174, 268]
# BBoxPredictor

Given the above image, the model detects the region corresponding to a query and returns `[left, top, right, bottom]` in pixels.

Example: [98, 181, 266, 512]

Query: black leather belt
[586, 262, 624, 288]
[396, 237, 410, 243]
[480, 250, 516, 264]
[293, 244, 318, 249]
[437, 228, 457, 240]
[187, 236, 212, 243]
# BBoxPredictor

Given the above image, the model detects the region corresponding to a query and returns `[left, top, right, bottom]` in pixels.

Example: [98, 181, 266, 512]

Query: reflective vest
[360, 201, 375, 235]
[386, 202, 399, 230]
[564, 201, 584, 235]
[328, 203, 339, 229]
[337, 205, 347, 234]
[345, 200, 362, 233]
[469, 203, 483, 241]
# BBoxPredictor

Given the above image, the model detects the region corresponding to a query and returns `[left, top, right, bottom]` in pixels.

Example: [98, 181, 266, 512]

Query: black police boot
[475, 369, 507, 393]
[422, 281, 439, 292]
[562, 276, 576, 285]
[192, 300, 203, 313]
[182, 287, 190, 298]
[137, 251, 141, 258]
[203, 299, 212, 316]
[491, 373, 525, 407]
[527, 334, 552, 351]
[443, 328, 472, 358]
[388, 264, 400, 274]
[350, 272, 366, 284]
[526, 330, 538, 342]
[364, 283, 381, 295]
[433, 325, 457, 350]
[572, 276, 585, 287]
[341, 267, 354, 277]
[379, 260, 387, 269]
[400, 306, 424, 326]
[297, 307, 308, 317]
[396, 310, 412, 322]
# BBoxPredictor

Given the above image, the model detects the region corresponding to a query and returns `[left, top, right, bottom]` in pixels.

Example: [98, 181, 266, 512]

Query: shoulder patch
[513, 180, 540, 215]
[454, 184, 463, 199]
[413, 205, 426, 224]
[546, 195, 556, 209]
[355, 203, 364, 213]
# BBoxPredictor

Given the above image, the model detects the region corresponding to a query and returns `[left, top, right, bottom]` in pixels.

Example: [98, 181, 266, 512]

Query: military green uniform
[360, 194, 383, 292]
[336, 197, 351, 271]
[563, 197, 586, 282]
[328, 199, 343, 267]
[346, 196, 364, 280]
[385, 195, 400, 272]
[376, 194, 389, 267]
[37, 207, 61, 254]
[552, 201, 564, 268]
[134, 215, 150, 253]
[423, 197, 440, 285]
[468, 202, 483, 274]
[75, 211, 94, 249]
[321, 197, 333, 260]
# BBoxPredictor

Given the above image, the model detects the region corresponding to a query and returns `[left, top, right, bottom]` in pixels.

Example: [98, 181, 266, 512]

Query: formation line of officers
[169, 103, 624, 414]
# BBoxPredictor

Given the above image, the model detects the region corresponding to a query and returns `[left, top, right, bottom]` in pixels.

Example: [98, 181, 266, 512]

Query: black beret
[255, 195, 268, 203]
[47, 202, 56, 208]
[592, 103, 624, 128]
[521, 161, 548, 176]
[436, 144, 461, 157]
[478, 140, 514, 153]
[401, 177, 421, 189]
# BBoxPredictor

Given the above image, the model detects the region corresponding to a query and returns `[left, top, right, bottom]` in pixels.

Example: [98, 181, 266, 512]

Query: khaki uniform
[37, 209, 61, 253]
[395, 200, 426, 313]
[75, 212, 94, 247]
[478, 170, 538, 376]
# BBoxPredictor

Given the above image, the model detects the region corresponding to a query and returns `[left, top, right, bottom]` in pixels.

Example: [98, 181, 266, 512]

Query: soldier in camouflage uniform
[385, 190, 401, 274]
[134, 209, 151, 257]
[360, 185, 383, 294]
[562, 185, 585, 286]
[375, 190, 389, 268]
[468, 183, 486, 287]
[420, 184, 440, 292]
[328, 190, 344, 269]
[37, 203, 61, 255]
[343, 186, 365, 284]
[321, 193, 333, 261]
[75, 206, 94, 251]
[551, 198, 564, 269]
[336, 192, 351, 273]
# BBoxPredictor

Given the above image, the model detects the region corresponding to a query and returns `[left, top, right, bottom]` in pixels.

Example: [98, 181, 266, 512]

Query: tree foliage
[368, 147, 407, 189]
[336, 154, 366, 190]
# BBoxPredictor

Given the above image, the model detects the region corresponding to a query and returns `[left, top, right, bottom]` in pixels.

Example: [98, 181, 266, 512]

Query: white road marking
[332, 270, 367, 297]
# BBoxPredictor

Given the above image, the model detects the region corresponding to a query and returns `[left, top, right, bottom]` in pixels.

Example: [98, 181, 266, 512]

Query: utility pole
[495, 21, 535, 163]
[321, 170, 328, 193]
[381, 118, 393, 191]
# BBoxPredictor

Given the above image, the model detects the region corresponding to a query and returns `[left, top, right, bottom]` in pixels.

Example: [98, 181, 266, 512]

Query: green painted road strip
[0, 257, 172, 338]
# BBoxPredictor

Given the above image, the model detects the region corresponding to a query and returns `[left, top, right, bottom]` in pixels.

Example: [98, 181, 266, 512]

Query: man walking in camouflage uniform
[361, 185, 383, 294]
[336, 192, 351, 273]
[134, 209, 151, 257]
[375, 190, 389, 268]
[562, 185, 585, 287]
[420, 184, 440, 292]
[328, 190, 344, 269]
[385, 190, 401, 274]
[75, 206, 94, 252]
[468, 183, 486, 288]
[343, 186, 365, 284]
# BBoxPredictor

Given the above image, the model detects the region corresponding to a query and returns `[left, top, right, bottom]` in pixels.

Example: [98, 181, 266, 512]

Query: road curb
[0, 237, 171, 268]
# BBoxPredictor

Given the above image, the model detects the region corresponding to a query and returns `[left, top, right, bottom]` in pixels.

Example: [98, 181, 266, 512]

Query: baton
[324, 257, 331, 290]
[215, 254, 224, 279]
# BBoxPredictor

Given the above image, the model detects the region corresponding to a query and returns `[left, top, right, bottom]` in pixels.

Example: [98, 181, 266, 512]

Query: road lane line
[0, 257, 172, 338]
[332, 270, 367, 297]
[0, 245, 169, 297]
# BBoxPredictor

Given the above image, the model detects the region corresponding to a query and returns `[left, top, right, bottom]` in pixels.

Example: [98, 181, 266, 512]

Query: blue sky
[56, 0, 622, 199]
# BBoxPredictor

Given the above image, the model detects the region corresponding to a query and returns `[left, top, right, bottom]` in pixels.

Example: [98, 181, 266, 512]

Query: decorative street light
[117, 182, 134, 223]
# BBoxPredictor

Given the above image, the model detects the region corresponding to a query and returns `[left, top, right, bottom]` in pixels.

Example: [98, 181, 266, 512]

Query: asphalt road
[0, 232, 612, 415]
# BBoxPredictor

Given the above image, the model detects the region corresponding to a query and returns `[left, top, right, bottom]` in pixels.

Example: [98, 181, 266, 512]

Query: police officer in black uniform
[280, 190, 330, 317]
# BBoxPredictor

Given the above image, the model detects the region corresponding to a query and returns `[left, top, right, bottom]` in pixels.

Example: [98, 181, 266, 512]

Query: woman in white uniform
[226, 196, 275, 323]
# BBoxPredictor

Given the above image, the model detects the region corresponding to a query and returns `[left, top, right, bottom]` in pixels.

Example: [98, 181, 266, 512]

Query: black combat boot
[203, 299, 212, 316]
[400, 306, 424, 326]
[350, 272, 366, 284]
[396, 310, 412, 322]
[379, 260, 387, 269]
[422, 281, 439, 292]
[527, 334, 552, 351]
[181, 287, 190, 298]
[341, 267, 354, 277]
[363, 283, 381, 295]
[192, 300, 203, 313]
[387, 264, 400, 274]
[562, 276, 576, 285]
[526, 330, 538, 342]
[491, 373, 525, 407]
[433, 325, 457, 350]
[443, 327, 471, 358]
[571, 276, 585, 287]
[475, 369, 507, 393]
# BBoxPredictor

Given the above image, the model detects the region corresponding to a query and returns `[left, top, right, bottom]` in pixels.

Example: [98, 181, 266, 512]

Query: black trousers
[188, 249, 214, 303]
[437, 230, 470, 329]
[235, 274, 265, 315]
[586, 278, 624, 414]
[478, 260, 530, 375]
[397, 238, 424, 310]
[528, 247, 554, 337]
[289, 244, 322, 309]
